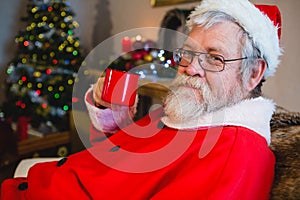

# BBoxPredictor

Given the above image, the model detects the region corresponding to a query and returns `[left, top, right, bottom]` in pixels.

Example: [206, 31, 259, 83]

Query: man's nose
[178, 59, 205, 77]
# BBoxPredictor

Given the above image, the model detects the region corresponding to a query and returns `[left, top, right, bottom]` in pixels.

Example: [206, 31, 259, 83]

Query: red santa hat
[255, 5, 282, 40]
[187, 0, 282, 77]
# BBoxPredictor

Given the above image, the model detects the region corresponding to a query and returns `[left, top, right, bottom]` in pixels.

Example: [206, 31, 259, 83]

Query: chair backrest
[270, 108, 300, 199]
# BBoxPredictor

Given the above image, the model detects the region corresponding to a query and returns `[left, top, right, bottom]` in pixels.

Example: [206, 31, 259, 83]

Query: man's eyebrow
[182, 42, 227, 56]
[206, 46, 227, 56]
[207, 47, 221, 53]
[182, 43, 197, 50]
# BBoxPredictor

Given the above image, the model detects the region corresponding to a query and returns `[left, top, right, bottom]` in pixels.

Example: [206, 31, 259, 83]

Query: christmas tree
[2, 0, 83, 133]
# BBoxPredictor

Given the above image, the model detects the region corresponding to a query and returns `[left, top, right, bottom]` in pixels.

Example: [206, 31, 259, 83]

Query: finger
[93, 77, 111, 108]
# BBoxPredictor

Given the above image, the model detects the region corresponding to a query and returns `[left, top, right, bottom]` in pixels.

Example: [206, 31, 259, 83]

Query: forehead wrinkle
[183, 40, 199, 51]
[204, 32, 232, 56]
[206, 26, 243, 58]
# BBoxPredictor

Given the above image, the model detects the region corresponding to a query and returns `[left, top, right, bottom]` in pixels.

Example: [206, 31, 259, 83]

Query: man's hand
[92, 77, 138, 122]
[92, 77, 112, 109]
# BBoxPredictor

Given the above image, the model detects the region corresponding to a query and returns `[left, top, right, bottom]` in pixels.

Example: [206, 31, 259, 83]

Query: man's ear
[246, 59, 267, 91]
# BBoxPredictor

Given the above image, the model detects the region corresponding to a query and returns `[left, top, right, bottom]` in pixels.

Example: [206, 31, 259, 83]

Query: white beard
[163, 74, 246, 124]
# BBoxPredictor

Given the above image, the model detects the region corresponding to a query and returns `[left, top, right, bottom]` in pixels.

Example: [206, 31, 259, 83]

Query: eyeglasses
[173, 48, 248, 72]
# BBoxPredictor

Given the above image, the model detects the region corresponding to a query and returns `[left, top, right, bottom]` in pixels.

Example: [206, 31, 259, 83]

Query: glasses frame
[173, 48, 248, 72]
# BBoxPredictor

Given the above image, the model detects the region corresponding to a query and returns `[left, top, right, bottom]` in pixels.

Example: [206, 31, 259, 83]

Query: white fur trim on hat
[186, 0, 282, 77]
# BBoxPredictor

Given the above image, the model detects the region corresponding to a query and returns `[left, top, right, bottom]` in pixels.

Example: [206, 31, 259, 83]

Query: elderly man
[1, 0, 281, 199]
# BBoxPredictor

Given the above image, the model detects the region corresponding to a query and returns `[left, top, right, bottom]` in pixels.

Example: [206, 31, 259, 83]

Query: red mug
[101, 69, 140, 106]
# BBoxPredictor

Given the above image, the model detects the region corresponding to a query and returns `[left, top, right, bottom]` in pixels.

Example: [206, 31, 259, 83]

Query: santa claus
[1, 0, 282, 199]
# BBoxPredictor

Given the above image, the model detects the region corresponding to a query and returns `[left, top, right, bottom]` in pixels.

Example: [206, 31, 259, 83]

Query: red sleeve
[1, 178, 28, 200]
[1, 158, 92, 200]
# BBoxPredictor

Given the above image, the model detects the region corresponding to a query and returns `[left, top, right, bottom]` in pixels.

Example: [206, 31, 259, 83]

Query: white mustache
[171, 74, 207, 90]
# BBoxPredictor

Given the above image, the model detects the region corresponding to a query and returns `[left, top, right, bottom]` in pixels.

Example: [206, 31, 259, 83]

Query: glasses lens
[173, 50, 182, 64]
[173, 49, 191, 67]
[199, 54, 224, 72]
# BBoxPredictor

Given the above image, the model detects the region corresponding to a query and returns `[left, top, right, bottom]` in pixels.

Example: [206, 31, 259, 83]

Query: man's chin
[171, 85, 203, 101]
[163, 80, 248, 124]
[163, 90, 206, 123]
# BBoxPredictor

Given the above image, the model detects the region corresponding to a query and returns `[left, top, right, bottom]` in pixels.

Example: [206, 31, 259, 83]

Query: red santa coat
[1, 90, 275, 199]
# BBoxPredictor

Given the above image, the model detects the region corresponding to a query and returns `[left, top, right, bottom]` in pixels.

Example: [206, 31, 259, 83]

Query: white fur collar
[161, 97, 275, 145]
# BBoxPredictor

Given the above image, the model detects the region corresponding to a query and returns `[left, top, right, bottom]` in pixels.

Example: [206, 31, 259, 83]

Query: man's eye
[182, 50, 192, 58]
[209, 55, 224, 64]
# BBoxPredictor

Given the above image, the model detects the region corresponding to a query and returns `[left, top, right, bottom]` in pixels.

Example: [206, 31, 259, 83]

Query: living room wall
[0, 0, 299, 112]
